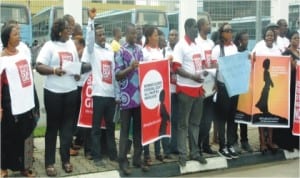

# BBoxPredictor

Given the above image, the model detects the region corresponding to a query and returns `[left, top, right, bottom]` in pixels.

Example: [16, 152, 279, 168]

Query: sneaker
[191, 155, 207, 164]
[178, 156, 186, 167]
[241, 141, 253, 152]
[228, 146, 239, 159]
[218, 148, 232, 159]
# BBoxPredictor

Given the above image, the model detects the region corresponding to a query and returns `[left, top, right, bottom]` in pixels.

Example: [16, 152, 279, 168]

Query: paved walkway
[7, 127, 300, 177]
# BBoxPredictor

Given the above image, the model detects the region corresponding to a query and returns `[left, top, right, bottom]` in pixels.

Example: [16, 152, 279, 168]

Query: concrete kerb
[61, 149, 299, 178]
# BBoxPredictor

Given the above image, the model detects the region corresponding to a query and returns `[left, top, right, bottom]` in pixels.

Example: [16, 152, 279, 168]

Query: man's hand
[88, 8, 96, 19]
[190, 74, 204, 83]
[130, 60, 139, 70]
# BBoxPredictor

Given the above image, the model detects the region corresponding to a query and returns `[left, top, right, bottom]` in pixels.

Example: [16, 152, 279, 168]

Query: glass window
[1, 5, 29, 24]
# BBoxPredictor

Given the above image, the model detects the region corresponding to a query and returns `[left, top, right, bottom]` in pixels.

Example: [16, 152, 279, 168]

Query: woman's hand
[54, 68, 66, 76]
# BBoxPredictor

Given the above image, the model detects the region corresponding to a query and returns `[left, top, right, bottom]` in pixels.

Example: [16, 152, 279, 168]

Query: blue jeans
[177, 93, 204, 159]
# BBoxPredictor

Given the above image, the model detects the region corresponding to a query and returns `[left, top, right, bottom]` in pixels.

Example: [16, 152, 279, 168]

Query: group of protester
[0, 7, 299, 177]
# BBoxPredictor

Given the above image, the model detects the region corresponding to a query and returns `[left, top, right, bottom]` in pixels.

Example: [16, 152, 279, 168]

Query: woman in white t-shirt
[252, 28, 281, 155]
[0, 24, 35, 177]
[36, 18, 79, 176]
[142, 26, 168, 165]
[211, 23, 239, 160]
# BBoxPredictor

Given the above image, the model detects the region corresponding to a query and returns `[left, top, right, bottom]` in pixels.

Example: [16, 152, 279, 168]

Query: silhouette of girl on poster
[255, 58, 274, 114]
[158, 90, 170, 136]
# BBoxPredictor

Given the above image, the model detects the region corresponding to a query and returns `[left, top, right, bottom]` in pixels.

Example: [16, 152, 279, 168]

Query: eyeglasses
[223, 29, 233, 33]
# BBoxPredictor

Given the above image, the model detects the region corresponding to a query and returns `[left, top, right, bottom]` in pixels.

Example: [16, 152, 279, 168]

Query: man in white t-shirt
[195, 18, 217, 156]
[276, 19, 290, 53]
[81, 9, 118, 167]
[173, 18, 207, 167]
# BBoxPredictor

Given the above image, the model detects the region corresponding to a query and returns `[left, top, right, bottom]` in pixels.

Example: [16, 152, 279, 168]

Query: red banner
[139, 59, 171, 145]
[293, 63, 300, 136]
[77, 73, 106, 129]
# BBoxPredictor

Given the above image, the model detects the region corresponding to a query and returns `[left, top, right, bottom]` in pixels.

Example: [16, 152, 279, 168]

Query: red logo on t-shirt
[192, 53, 202, 73]
[58, 52, 73, 67]
[101, 60, 112, 84]
[16, 59, 31, 88]
[204, 50, 212, 68]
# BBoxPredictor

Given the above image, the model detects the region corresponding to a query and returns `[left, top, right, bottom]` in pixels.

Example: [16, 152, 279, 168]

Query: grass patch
[33, 126, 46, 137]
[33, 123, 120, 138]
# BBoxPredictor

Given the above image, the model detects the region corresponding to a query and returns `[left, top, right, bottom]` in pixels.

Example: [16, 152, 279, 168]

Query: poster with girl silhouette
[139, 59, 171, 145]
[235, 55, 290, 128]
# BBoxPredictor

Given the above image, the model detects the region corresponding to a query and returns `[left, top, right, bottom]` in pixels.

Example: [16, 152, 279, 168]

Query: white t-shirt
[0, 52, 34, 115]
[211, 43, 238, 83]
[251, 40, 282, 56]
[142, 46, 164, 61]
[36, 40, 79, 93]
[276, 36, 290, 53]
[165, 45, 176, 93]
[17, 42, 32, 64]
[173, 38, 204, 88]
[81, 43, 116, 97]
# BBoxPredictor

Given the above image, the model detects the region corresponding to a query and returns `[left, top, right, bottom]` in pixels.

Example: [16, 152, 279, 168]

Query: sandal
[45, 165, 57, 177]
[20, 169, 36, 177]
[62, 162, 73, 173]
[1, 169, 8, 178]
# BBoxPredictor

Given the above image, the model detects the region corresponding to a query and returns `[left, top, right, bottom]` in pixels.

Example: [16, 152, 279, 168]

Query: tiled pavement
[6, 127, 300, 177]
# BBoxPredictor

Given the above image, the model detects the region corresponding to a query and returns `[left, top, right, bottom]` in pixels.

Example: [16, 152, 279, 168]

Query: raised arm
[86, 8, 96, 54]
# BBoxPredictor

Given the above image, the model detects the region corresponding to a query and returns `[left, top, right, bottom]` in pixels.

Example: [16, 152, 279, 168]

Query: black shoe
[155, 155, 164, 162]
[241, 141, 253, 152]
[203, 147, 217, 154]
[218, 148, 232, 159]
[191, 155, 207, 164]
[228, 146, 239, 159]
[133, 162, 149, 172]
[178, 156, 186, 167]
[164, 154, 173, 159]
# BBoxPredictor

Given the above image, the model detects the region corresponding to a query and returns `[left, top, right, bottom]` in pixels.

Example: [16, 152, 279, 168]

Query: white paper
[62, 61, 81, 75]
[202, 71, 216, 98]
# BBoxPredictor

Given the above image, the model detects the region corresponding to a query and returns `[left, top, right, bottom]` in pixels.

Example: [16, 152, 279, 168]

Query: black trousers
[91, 96, 117, 161]
[118, 107, 142, 169]
[215, 82, 238, 149]
[198, 95, 215, 149]
[44, 89, 77, 166]
[1, 84, 35, 171]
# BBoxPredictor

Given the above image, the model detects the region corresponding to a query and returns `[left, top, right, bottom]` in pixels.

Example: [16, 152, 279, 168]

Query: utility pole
[255, 0, 262, 43]
[179, 0, 197, 39]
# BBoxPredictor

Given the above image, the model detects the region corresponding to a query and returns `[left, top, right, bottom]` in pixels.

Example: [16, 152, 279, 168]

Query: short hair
[286, 31, 299, 41]
[197, 18, 206, 31]
[63, 14, 74, 23]
[50, 18, 67, 41]
[1, 24, 16, 48]
[125, 23, 135, 35]
[112, 27, 121, 36]
[144, 25, 158, 45]
[262, 28, 275, 40]
[277, 19, 286, 26]
[73, 35, 85, 47]
[184, 18, 196, 33]
[73, 23, 82, 36]
[233, 31, 248, 46]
